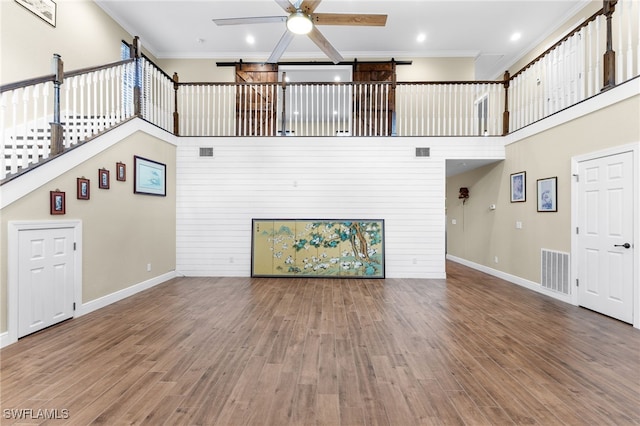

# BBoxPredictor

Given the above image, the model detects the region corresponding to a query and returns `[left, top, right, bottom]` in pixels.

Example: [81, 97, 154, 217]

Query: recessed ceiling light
[510, 32, 522, 42]
[246, 35, 255, 44]
[416, 33, 426, 43]
[334, 75, 341, 82]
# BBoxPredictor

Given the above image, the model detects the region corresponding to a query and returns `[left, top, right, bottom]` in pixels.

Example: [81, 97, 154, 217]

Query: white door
[18, 228, 75, 337]
[577, 151, 634, 323]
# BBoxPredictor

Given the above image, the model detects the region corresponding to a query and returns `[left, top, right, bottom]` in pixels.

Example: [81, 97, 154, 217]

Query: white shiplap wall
[176, 136, 504, 278]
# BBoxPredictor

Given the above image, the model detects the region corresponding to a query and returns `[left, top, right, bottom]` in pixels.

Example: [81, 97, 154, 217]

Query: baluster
[211, 85, 216, 136]
[20, 86, 30, 169]
[0, 92, 6, 179]
[90, 72, 97, 135]
[220, 85, 225, 136]
[578, 28, 586, 102]
[423, 85, 429, 136]
[596, 15, 603, 91]
[530, 63, 537, 123]
[617, 0, 624, 83]
[32, 85, 42, 160]
[625, 0, 634, 80]
[61, 77, 69, 148]
[185, 85, 191, 136]
[113, 68, 120, 127]
[585, 22, 595, 96]
[510, 77, 516, 131]
[204, 85, 209, 136]
[10, 91, 19, 174]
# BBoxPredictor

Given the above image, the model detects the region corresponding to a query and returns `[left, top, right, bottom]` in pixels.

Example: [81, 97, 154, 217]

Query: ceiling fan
[212, 0, 387, 64]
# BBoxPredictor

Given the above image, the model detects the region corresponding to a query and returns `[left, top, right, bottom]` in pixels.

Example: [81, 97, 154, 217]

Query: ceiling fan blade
[312, 13, 387, 26]
[267, 30, 295, 63]
[213, 16, 286, 26]
[307, 27, 344, 64]
[299, 0, 323, 14]
[274, 0, 296, 13]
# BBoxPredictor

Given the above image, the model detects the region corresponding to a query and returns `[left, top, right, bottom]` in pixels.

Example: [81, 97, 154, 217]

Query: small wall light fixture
[458, 187, 469, 203]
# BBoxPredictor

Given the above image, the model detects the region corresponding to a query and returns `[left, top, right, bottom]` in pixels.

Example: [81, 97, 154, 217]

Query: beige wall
[508, 1, 602, 76]
[0, 131, 176, 332]
[446, 93, 640, 283]
[0, 0, 136, 84]
[157, 57, 475, 83]
[396, 57, 475, 81]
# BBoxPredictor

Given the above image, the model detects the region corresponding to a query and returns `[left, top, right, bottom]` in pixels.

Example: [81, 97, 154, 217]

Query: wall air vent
[415, 147, 430, 157]
[199, 147, 214, 157]
[541, 249, 570, 295]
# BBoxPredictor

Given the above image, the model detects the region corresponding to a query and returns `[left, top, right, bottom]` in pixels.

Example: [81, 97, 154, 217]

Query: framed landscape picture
[134, 156, 166, 196]
[15, 0, 56, 27]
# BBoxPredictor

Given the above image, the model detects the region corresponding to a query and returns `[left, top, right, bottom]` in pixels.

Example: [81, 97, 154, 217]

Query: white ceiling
[96, 0, 591, 80]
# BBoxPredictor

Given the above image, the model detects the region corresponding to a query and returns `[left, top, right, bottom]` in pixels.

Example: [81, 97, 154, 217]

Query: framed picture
[537, 177, 558, 212]
[15, 0, 56, 27]
[98, 169, 110, 189]
[77, 178, 90, 200]
[50, 190, 65, 215]
[510, 171, 526, 202]
[134, 156, 166, 196]
[116, 162, 126, 181]
[252, 219, 385, 278]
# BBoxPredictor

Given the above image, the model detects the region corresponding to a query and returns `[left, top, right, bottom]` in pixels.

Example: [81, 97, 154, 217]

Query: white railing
[1, 60, 136, 180]
[396, 82, 505, 136]
[0, 81, 54, 178]
[141, 57, 174, 133]
[177, 81, 504, 137]
[61, 61, 136, 148]
[2, 2, 639, 180]
[509, 1, 640, 132]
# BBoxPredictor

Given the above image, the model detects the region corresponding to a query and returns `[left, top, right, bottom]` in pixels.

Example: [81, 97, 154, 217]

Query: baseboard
[0, 271, 177, 349]
[0, 331, 10, 348]
[446, 255, 574, 305]
[77, 271, 177, 317]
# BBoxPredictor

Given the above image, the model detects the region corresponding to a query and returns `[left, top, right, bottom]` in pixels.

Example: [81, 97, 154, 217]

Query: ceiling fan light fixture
[287, 11, 313, 34]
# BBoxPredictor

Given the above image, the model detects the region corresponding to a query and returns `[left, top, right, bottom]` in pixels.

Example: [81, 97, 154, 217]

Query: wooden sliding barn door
[352, 61, 396, 136]
[235, 63, 278, 136]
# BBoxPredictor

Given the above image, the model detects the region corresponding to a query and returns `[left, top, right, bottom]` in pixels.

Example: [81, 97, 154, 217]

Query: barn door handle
[614, 243, 631, 249]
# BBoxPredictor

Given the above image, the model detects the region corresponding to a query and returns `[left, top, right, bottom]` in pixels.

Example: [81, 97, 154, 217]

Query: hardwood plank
[1, 261, 638, 425]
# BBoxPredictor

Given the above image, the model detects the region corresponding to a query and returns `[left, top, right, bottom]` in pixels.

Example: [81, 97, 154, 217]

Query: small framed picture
[510, 171, 526, 202]
[116, 162, 126, 181]
[77, 178, 90, 200]
[537, 177, 557, 212]
[99, 169, 110, 189]
[50, 190, 65, 215]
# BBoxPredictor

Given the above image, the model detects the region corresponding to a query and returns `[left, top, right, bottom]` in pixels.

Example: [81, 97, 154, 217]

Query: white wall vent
[541, 249, 570, 294]
[199, 147, 214, 157]
[415, 147, 430, 157]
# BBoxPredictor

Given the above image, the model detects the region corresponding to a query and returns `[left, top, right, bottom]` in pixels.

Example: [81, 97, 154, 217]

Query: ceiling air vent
[199, 147, 214, 157]
[415, 147, 430, 157]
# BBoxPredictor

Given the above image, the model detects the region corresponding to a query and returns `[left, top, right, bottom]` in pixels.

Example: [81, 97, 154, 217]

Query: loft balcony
[1, 2, 639, 181]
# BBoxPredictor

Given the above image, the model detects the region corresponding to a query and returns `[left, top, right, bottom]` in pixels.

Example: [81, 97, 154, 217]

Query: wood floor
[1, 261, 639, 425]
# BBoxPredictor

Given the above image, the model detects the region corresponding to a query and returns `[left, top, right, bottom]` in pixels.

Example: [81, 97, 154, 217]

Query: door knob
[614, 243, 631, 249]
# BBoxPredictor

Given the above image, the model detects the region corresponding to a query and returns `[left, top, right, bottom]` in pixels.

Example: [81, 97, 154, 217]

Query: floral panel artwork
[252, 219, 385, 278]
